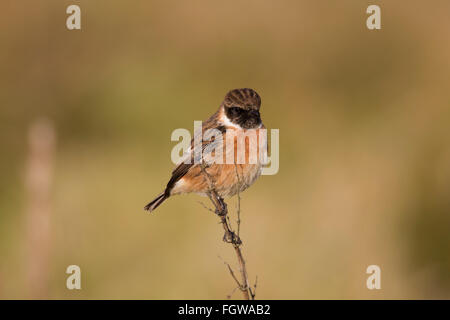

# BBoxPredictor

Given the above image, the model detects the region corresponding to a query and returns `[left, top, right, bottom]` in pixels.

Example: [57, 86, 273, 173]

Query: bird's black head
[222, 88, 262, 129]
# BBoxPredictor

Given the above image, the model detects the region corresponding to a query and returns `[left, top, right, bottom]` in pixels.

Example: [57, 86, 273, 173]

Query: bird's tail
[144, 192, 168, 212]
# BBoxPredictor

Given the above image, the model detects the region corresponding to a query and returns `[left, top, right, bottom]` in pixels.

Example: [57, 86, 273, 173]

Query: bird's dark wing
[164, 122, 226, 195]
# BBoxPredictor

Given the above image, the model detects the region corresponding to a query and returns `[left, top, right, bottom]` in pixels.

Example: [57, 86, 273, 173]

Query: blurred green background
[1, 0, 449, 299]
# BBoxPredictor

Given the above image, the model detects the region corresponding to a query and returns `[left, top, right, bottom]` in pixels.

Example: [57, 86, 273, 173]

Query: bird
[144, 88, 266, 212]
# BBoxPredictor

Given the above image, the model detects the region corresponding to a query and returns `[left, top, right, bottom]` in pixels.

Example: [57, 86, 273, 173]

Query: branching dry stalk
[200, 162, 256, 300]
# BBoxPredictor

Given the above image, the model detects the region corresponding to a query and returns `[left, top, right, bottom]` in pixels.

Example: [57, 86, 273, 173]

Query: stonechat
[144, 88, 265, 212]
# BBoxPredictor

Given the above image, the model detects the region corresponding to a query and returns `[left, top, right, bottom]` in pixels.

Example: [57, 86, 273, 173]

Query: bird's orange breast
[171, 126, 265, 197]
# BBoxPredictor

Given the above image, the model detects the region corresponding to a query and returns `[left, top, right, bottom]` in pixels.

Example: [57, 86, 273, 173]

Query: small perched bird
[144, 88, 265, 212]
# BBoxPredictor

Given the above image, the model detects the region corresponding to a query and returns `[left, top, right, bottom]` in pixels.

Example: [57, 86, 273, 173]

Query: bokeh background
[1, 0, 449, 299]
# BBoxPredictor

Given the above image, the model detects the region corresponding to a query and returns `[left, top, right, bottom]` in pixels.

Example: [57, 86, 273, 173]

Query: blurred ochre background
[0, 1, 449, 299]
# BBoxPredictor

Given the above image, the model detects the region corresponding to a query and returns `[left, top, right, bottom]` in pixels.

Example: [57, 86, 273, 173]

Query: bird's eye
[229, 107, 241, 116]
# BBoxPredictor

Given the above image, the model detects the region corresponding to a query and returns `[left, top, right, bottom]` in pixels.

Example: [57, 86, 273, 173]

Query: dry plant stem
[26, 119, 55, 299]
[200, 163, 253, 300]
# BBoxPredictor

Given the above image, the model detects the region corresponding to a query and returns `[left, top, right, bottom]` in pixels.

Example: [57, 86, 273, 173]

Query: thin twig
[199, 162, 253, 300]
[220, 258, 242, 289]
[197, 201, 215, 214]
[249, 276, 258, 300]
[226, 286, 240, 300]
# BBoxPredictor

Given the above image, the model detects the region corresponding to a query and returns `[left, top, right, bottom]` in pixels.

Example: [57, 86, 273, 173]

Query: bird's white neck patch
[219, 109, 263, 130]
[220, 113, 242, 129]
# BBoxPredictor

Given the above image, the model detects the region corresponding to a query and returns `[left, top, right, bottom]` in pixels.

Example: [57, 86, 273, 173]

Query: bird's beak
[250, 110, 260, 118]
